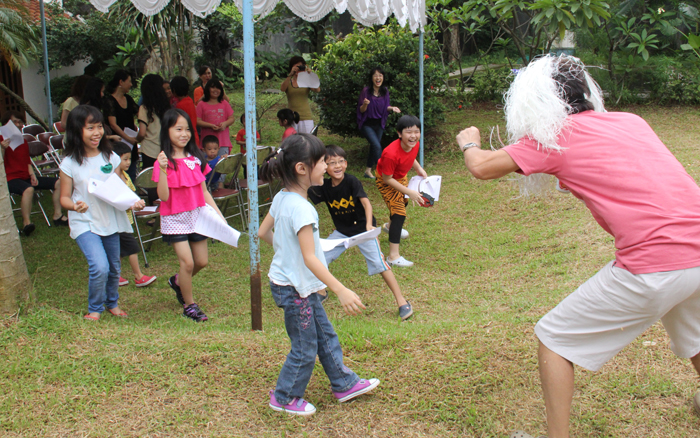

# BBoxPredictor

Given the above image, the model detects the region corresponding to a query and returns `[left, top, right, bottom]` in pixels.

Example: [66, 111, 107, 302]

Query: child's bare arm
[359, 197, 374, 230]
[258, 213, 274, 245]
[297, 225, 365, 315]
[412, 159, 428, 178]
[381, 173, 425, 206]
[156, 152, 170, 202]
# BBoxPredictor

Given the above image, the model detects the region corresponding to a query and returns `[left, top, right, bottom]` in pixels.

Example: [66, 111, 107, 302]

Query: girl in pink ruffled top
[153, 108, 224, 322]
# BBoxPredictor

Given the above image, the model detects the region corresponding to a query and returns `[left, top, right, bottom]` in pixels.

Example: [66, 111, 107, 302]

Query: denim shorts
[162, 233, 208, 244]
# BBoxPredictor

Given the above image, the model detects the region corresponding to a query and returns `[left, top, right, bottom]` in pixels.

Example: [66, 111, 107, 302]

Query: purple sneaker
[268, 390, 316, 416]
[332, 378, 380, 403]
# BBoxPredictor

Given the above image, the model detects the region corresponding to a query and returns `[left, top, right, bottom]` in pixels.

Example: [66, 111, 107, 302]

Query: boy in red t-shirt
[375, 115, 427, 267]
[235, 113, 260, 154]
[1, 111, 67, 236]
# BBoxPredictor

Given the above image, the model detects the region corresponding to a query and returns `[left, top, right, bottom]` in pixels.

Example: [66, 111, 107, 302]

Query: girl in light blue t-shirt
[258, 134, 380, 416]
[59, 105, 145, 321]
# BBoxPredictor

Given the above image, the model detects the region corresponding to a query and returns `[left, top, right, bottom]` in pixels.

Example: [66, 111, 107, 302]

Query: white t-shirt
[268, 190, 327, 297]
[60, 151, 132, 239]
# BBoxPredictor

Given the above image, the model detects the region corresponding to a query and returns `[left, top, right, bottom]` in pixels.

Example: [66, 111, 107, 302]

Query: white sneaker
[382, 223, 409, 239]
[387, 256, 413, 267]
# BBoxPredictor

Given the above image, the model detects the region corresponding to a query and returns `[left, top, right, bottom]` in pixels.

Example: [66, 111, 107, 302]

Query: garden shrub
[468, 67, 514, 103]
[314, 23, 446, 139]
[49, 75, 76, 107]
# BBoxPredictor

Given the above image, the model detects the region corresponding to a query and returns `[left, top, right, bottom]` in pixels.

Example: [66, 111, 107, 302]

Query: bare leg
[365, 167, 374, 177]
[127, 254, 144, 279]
[172, 241, 195, 305]
[52, 179, 63, 220]
[388, 242, 401, 261]
[21, 187, 34, 226]
[691, 352, 700, 375]
[380, 270, 407, 306]
[189, 239, 209, 278]
[539, 341, 574, 438]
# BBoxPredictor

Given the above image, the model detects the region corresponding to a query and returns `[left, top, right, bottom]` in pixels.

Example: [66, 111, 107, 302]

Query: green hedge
[314, 24, 446, 139]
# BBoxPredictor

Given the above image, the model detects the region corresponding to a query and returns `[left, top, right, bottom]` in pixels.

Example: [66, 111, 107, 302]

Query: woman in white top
[59, 105, 144, 321]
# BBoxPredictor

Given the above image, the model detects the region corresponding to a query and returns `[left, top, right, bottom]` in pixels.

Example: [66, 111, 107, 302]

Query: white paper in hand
[194, 204, 241, 247]
[120, 127, 139, 150]
[320, 227, 381, 253]
[0, 120, 25, 150]
[296, 71, 320, 89]
[88, 173, 142, 211]
[405, 175, 442, 202]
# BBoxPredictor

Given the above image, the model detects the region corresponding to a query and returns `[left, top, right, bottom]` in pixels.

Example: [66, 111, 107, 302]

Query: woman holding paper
[357, 67, 401, 179]
[59, 105, 145, 321]
[106, 70, 139, 181]
[280, 56, 320, 134]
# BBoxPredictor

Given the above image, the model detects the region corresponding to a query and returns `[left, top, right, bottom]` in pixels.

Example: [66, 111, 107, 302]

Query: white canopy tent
[88, 0, 427, 329]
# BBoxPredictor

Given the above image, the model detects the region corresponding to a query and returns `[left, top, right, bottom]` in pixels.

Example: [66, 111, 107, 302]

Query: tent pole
[419, 29, 424, 167]
[243, 0, 262, 331]
[39, 0, 53, 127]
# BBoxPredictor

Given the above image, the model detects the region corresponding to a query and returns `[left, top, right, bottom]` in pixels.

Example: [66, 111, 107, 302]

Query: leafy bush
[49, 75, 76, 107]
[314, 23, 446, 138]
[468, 67, 514, 102]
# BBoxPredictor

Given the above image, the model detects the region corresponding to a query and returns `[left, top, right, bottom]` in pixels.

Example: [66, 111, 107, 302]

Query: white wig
[504, 55, 605, 152]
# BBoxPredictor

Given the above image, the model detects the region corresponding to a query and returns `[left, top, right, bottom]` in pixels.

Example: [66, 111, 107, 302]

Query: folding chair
[310, 125, 319, 136]
[10, 141, 53, 227]
[132, 167, 161, 266]
[27, 141, 59, 176]
[53, 121, 64, 133]
[37, 132, 52, 145]
[207, 154, 247, 231]
[48, 135, 64, 164]
[239, 146, 276, 215]
[22, 124, 43, 137]
[22, 134, 36, 143]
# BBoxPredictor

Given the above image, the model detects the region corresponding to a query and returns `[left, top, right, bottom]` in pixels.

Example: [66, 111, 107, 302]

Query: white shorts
[293, 120, 315, 134]
[535, 261, 700, 372]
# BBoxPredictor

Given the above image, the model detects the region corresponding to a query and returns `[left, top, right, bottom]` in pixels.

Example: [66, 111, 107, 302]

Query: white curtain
[91, 0, 425, 32]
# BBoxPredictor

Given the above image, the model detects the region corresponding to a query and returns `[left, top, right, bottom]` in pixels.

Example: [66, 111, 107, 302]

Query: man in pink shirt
[456, 55, 700, 438]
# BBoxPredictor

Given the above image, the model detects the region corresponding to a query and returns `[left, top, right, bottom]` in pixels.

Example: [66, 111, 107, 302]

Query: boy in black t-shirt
[309, 145, 413, 320]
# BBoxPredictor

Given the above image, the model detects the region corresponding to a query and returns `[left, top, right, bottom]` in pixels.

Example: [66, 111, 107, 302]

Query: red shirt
[1, 135, 30, 181]
[282, 126, 297, 141]
[503, 111, 700, 274]
[176, 97, 200, 147]
[235, 129, 260, 154]
[376, 138, 419, 180]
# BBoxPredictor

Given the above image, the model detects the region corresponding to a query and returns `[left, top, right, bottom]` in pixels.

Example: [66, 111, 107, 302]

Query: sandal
[53, 216, 69, 226]
[83, 313, 100, 321]
[107, 308, 128, 317]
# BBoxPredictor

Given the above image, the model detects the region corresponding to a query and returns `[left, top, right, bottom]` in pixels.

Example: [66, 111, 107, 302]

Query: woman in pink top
[196, 80, 235, 154]
[456, 55, 700, 438]
[153, 108, 224, 323]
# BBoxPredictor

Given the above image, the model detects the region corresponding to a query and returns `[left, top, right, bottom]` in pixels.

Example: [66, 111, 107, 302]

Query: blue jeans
[361, 123, 384, 168]
[75, 232, 121, 313]
[270, 282, 359, 405]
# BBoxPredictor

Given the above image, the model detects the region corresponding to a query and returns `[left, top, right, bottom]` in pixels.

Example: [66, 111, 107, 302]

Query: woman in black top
[106, 70, 139, 180]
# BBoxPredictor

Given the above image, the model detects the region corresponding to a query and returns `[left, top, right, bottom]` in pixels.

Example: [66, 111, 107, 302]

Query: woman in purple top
[357, 67, 401, 178]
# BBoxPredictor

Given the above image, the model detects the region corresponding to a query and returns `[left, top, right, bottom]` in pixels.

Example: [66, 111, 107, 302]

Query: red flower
[430, 85, 434, 89]
[425, 54, 429, 59]
[458, 105, 462, 109]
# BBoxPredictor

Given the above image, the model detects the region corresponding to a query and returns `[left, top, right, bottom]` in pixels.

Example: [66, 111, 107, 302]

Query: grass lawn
[2, 100, 700, 437]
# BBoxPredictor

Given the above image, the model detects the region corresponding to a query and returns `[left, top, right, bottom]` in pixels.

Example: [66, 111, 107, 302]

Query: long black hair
[159, 108, 206, 172]
[80, 77, 105, 111]
[64, 105, 113, 166]
[259, 134, 325, 190]
[367, 67, 388, 97]
[203, 79, 224, 103]
[140, 74, 170, 123]
[277, 108, 299, 126]
[70, 75, 91, 100]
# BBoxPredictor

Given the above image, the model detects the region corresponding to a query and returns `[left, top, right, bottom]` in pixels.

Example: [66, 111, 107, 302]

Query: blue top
[268, 190, 327, 297]
[206, 155, 222, 187]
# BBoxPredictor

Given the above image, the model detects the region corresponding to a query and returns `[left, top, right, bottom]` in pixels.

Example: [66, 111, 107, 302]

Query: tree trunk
[0, 82, 50, 131]
[0, 153, 31, 315]
[447, 23, 460, 63]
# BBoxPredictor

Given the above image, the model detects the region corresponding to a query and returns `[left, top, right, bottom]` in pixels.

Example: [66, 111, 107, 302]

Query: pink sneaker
[268, 390, 316, 415]
[332, 378, 380, 402]
[118, 277, 129, 287]
[134, 275, 157, 287]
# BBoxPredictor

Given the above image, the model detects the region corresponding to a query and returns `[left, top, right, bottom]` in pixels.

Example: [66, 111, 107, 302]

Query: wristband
[460, 142, 479, 152]
[160, 166, 168, 173]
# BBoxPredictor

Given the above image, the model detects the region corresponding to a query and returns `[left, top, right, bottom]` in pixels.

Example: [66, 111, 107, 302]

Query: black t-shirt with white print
[308, 173, 376, 237]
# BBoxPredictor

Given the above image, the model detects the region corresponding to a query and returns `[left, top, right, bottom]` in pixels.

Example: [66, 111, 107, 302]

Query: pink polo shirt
[503, 111, 700, 274]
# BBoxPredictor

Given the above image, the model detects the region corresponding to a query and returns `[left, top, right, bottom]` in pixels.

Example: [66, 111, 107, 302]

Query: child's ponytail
[277, 109, 300, 127]
[259, 134, 325, 189]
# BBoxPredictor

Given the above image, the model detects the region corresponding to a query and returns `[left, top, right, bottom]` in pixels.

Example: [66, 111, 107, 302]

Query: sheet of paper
[194, 204, 241, 247]
[0, 120, 25, 150]
[319, 227, 381, 252]
[405, 175, 442, 202]
[87, 173, 142, 211]
[296, 71, 320, 89]
[141, 206, 158, 213]
[120, 127, 139, 150]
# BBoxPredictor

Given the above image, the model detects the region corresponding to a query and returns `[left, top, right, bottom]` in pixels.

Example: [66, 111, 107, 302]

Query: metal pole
[419, 29, 424, 167]
[39, 0, 53, 127]
[243, 0, 262, 331]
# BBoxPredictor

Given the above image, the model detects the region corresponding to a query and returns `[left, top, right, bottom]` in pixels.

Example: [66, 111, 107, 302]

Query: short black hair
[396, 115, 421, 133]
[202, 135, 219, 146]
[324, 144, 347, 160]
[170, 76, 190, 98]
[0, 110, 24, 125]
[112, 142, 132, 157]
